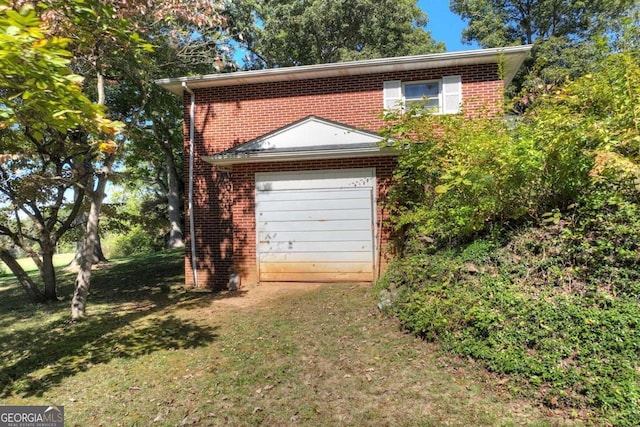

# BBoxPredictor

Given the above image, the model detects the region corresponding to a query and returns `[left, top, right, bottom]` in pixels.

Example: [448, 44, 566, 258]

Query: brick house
[156, 45, 531, 290]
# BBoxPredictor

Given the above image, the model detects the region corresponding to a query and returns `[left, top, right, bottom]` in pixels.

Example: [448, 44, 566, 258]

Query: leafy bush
[381, 110, 547, 248]
[381, 51, 639, 251]
[380, 233, 640, 425]
[379, 49, 640, 425]
[109, 225, 164, 258]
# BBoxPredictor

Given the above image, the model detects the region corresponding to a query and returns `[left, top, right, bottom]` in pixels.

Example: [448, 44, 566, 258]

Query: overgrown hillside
[378, 49, 639, 425]
[378, 218, 640, 425]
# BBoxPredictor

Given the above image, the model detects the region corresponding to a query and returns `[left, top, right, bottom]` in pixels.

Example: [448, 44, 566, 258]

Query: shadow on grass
[0, 249, 231, 398]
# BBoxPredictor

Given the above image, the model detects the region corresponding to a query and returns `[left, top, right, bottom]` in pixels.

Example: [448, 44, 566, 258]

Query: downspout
[182, 82, 198, 288]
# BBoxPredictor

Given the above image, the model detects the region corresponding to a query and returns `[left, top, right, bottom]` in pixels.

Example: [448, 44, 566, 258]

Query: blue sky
[418, 1, 479, 51]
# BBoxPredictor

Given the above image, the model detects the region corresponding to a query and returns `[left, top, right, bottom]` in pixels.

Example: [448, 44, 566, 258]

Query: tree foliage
[0, 3, 121, 302]
[0, 3, 116, 140]
[227, 0, 445, 68]
[450, 0, 635, 47]
[450, 0, 638, 97]
[382, 48, 640, 249]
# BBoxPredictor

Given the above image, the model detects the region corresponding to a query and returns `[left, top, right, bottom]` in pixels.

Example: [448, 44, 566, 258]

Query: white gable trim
[202, 116, 397, 167]
[249, 116, 383, 150]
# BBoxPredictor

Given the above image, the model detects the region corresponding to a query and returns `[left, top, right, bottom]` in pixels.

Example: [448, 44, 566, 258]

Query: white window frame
[383, 75, 462, 115]
[402, 80, 443, 114]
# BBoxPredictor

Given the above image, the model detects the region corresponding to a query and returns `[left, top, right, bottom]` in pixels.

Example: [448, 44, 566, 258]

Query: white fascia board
[156, 45, 532, 95]
[201, 147, 398, 167]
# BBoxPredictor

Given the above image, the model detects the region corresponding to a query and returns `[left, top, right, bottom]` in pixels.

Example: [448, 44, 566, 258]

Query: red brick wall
[183, 63, 503, 288]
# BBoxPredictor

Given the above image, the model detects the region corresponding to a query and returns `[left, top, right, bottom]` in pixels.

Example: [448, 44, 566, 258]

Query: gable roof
[202, 116, 395, 167]
[156, 45, 532, 95]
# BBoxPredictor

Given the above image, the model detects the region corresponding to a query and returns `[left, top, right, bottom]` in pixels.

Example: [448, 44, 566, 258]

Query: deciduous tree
[450, 0, 637, 96]
[228, 0, 445, 68]
[0, 3, 120, 302]
[32, 0, 229, 319]
[450, 0, 634, 47]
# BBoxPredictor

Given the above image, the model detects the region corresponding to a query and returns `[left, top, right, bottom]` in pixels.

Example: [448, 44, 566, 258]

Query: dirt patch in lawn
[183, 281, 349, 311]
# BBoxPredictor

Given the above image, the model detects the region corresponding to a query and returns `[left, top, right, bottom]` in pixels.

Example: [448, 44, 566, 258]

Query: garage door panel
[259, 230, 372, 243]
[258, 208, 371, 222]
[260, 262, 372, 274]
[256, 169, 375, 192]
[259, 251, 372, 262]
[257, 198, 369, 212]
[260, 271, 373, 282]
[259, 219, 372, 233]
[257, 178, 373, 192]
[256, 188, 371, 202]
[259, 240, 372, 253]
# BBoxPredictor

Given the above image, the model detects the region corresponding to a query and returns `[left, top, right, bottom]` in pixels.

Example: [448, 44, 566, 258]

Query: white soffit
[156, 45, 532, 95]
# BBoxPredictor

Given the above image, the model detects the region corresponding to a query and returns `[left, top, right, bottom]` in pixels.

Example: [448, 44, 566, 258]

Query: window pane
[407, 98, 440, 112]
[404, 82, 439, 99]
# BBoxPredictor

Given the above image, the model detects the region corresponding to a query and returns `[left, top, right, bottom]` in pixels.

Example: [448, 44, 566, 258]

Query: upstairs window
[404, 81, 441, 112]
[383, 76, 462, 114]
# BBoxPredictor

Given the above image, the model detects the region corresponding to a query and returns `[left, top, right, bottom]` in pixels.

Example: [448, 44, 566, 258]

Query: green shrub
[381, 51, 639, 251]
[109, 225, 164, 258]
[378, 49, 640, 425]
[379, 233, 640, 425]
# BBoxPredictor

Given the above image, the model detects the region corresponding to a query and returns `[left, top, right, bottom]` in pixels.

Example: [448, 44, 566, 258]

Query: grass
[0, 252, 75, 274]
[0, 250, 579, 426]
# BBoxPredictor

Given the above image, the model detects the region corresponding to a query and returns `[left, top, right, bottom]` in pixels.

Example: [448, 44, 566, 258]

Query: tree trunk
[66, 241, 83, 270]
[70, 52, 116, 320]
[93, 233, 108, 262]
[71, 158, 112, 320]
[66, 210, 108, 269]
[165, 148, 184, 248]
[41, 244, 58, 301]
[0, 249, 44, 303]
[69, 240, 106, 264]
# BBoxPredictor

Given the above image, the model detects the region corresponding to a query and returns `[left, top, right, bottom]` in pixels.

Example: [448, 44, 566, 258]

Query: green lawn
[0, 252, 75, 274]
[0, 250, 583, 426]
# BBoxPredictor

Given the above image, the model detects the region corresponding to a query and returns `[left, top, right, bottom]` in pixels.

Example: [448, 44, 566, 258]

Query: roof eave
[156, 45, 532, 96]
[201, 147, 398, 167]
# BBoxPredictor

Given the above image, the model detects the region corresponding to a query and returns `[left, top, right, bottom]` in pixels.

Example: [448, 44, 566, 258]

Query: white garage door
[256, 168, 376, 282]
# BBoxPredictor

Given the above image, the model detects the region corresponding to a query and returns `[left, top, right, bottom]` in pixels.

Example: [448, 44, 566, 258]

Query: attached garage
[202, 115, 396, 285]
[255, 169, 376, 282]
